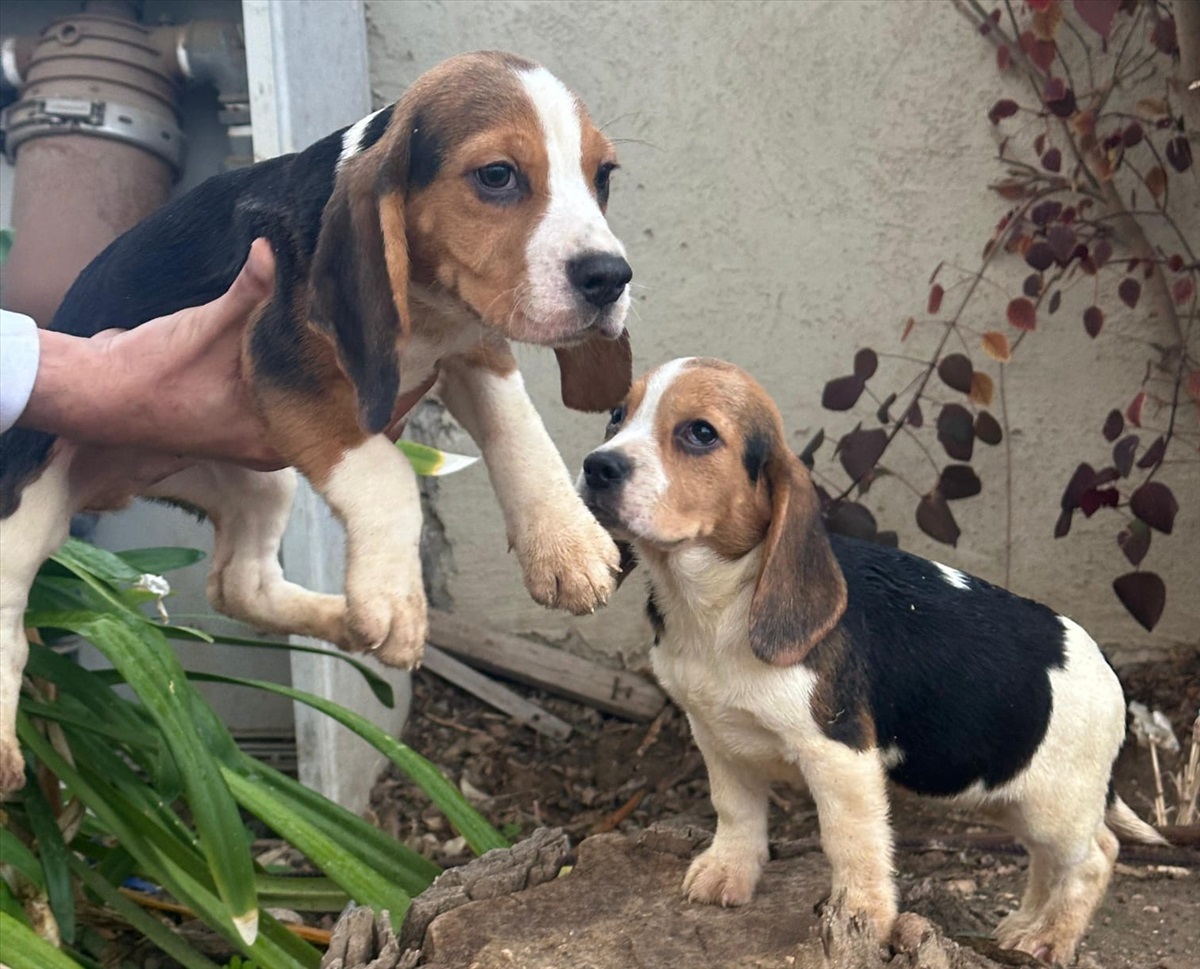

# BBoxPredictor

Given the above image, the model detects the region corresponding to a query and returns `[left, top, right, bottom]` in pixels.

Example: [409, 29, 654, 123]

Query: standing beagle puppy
[0, 51, 632, 792]
[579, 358, 1165, 965]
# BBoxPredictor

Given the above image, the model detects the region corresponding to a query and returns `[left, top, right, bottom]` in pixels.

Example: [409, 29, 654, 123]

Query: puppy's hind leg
[995, 796, 1114, 965]
[0, 456, 76, 792]
[144, 463, 347, 644]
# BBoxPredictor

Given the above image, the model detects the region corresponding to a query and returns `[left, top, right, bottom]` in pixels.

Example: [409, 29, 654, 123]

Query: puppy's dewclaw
[579, 357, 1164, 965]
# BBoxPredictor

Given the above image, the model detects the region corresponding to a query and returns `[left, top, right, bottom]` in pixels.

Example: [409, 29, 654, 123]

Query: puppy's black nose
[568, 252, 632, 308]
[583, 450, 632, 491]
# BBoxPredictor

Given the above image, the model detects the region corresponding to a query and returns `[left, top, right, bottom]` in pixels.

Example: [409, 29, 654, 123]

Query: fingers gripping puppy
[579, 357, 1165, 965]
[0, 51, 633, 793]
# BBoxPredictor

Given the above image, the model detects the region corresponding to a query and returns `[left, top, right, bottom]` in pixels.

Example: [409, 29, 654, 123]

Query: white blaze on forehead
[338, 106, 388, 167]
[517, 66, 628, 329]
[599, 357, 694, 455]
[934, 562, 971, 591]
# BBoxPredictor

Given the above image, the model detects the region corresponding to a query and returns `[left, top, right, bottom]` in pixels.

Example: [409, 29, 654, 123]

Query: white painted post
[242, 0, 412, 811]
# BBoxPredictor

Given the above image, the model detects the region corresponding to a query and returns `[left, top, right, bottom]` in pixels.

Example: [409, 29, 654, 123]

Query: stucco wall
[366, 0, 1198, 669]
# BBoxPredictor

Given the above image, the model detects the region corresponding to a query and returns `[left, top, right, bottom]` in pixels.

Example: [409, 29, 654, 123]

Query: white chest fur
[646, 546, 824, 782]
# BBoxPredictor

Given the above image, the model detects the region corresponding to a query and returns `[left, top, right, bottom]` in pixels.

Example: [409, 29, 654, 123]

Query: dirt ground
[368, 649, 1200, 968]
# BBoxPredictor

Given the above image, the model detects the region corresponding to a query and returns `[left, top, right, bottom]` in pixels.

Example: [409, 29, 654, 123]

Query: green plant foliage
[6, 539, 506, 967]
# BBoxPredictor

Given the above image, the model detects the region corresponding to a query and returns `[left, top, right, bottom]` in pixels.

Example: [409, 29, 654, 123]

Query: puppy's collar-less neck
[639, 540, 761, 650]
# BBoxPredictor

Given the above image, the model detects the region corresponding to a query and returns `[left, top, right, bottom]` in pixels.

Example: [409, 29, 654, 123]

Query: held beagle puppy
[0, 51, 633, 792]
[579, 358, 1165, 965]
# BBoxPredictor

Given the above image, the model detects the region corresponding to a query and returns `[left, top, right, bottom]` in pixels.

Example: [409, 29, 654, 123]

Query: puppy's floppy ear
[309, 157, 410, 434]
[749, 449, 847, 666]
[555, 330, 633, 412]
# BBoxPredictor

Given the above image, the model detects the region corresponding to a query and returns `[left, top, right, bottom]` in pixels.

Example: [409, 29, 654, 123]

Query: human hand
[23, 239, 285, 470]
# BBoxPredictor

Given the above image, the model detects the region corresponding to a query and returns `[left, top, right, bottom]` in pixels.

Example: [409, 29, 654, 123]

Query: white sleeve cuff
[1, 309, 41, 434]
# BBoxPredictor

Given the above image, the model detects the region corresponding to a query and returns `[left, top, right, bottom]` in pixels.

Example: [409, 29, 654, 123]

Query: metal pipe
[0, 6, 249, 325]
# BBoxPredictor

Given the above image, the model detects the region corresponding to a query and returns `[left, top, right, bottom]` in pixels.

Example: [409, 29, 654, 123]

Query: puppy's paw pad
[682, 850, 760, 908]
[519, 513, 620, 615]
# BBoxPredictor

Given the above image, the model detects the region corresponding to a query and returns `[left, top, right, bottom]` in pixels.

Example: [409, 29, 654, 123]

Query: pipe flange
[1, 96, 185, 171]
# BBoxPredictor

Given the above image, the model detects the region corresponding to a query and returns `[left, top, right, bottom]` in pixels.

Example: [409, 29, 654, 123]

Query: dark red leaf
[1054, 507, 1074, 538]
[798, 428, 824, 469]
[1041, 147, 1063, 172]
[1025, 242, 1055, 272]
[988, 98, 1020, 124]
[1023, 273, 1043, 297]
[906, 400, 924, 429]
[1166, 136, 1192, 173]
[1117, 520, 1151, 567]
[839, 427, 889, 481]
[1020, 30, 1057, 72]
[939, 464, 982, 500]
[1118, 277, 1141, 309]
[1048, 290, 1062, 314]
[824, 502, 879, 542]
[1092, 467, 1120, 488]
[822, 374, 865, 411]
[1168, 253, 1184, 273]
[1092, 238, 1113, 267]
[996, 44, 1011, 72]
[1126, 390, 1146, 427]
[916, 491, 961, 547]
[1073, 0, 1120, 37]
[853, 348, 878, 380]
[1080, 487, 1120, 517]
[937, 404, 975, 461]
[1031, 200, 1063, 226]
[1137, 435, 1166, 470]
[1130, 481, 1178, 534]
[1112, 571, 1166, 631]
[876, 392, 897, 425]
[1151, 14, 1178, 56]
[1007, 297, 1037, 331]
[937, 353, 974, 394]
[1112, 434, 1139, 477]
[1102, 409, 1124, 441]
[1047, 225, 1076, 265]
[1173, 277, 1196, 305]
[1043, 77, 1076, 117]
[974, 410, 1003, 445]
[1122, 121, 1144, 147]
[1083, 305, 1104, 338]
[928, 284, 945, 314]
[1060, 462, 1097, 511]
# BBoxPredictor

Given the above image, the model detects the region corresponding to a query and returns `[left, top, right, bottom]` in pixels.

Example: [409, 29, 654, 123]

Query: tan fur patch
[648, 362, 780, 558]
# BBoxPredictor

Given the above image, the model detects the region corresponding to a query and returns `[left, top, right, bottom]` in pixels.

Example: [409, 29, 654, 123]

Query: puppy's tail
[1106, 794, 1169, 846]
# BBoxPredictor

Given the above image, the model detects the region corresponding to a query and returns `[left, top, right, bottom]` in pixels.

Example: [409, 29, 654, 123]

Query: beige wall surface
[366, 0, 1198, 669]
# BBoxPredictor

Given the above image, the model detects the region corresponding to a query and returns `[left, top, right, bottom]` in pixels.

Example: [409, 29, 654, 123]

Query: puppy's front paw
[516, 508, 620, 615]
[682, 847, 763, 908]
[344, 559, 428, 668]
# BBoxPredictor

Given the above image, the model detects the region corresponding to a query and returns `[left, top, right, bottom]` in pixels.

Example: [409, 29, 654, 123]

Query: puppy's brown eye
[595, 162, 617, 206]
[605, 404, 626, 440]
[473, 162, 519, 200]
[679, 420, 720, 452]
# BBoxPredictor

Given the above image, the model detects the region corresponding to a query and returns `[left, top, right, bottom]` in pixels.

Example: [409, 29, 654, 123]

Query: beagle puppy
[579, 358, 1165, 965]
[0, 51, 632, 792]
